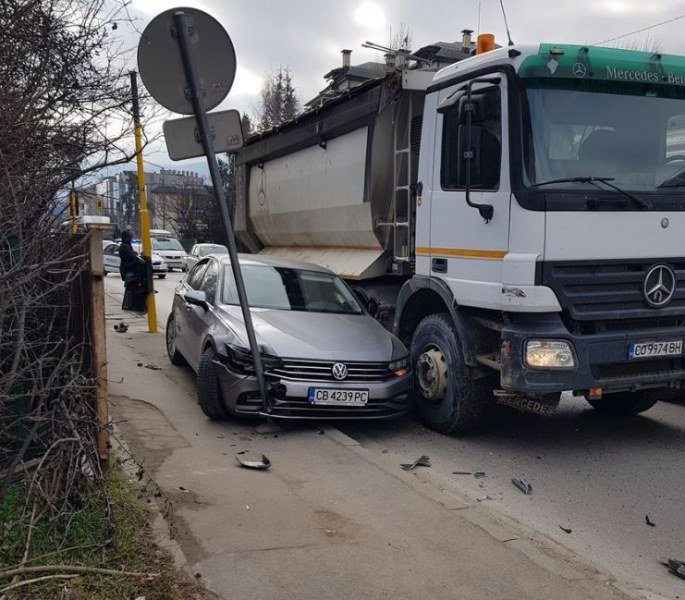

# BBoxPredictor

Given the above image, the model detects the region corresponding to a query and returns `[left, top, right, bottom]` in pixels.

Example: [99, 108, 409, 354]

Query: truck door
[426, 76, 511, 310]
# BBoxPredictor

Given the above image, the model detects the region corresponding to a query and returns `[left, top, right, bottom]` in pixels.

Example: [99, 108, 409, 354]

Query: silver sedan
[166, 255, 412, 420]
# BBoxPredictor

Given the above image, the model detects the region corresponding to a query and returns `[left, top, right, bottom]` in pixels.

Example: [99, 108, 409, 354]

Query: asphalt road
[107, 271, 685, 599]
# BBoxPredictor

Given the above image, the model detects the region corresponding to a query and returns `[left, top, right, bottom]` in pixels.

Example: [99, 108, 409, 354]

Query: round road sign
[137, 7, 236, 115]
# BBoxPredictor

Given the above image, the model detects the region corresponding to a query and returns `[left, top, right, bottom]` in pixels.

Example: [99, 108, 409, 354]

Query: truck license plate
[308, 388, 369, 406]
[628, 340, 683, 360]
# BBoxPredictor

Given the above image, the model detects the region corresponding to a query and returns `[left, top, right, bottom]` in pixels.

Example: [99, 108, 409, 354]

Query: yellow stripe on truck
[415, 247, 508, 259]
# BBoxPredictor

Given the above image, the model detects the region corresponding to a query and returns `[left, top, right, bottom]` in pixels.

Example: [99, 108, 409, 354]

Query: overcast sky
[122, 0, 685, 170]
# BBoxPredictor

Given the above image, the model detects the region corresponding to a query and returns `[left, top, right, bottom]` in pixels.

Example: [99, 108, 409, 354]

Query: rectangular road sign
[163, 109, 244, 160]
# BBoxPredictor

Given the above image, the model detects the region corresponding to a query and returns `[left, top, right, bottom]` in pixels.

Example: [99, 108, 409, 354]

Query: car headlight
[524, 340, 576, 370]
[388, 357, 410, 376]
[225, 343, 281, 374]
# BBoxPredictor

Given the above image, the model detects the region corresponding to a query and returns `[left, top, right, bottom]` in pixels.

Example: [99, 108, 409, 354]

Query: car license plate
[628, 340, 683, 360]
[308, 388, 369, 406]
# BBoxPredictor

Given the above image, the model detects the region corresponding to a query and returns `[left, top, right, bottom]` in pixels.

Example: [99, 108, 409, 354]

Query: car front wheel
[165, 313, 186, 366]
[197, 346, 229, 420]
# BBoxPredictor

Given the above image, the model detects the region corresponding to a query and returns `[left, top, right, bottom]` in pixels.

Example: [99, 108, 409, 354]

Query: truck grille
[269, 360, 392, 382]
[542, 260, 685, 333]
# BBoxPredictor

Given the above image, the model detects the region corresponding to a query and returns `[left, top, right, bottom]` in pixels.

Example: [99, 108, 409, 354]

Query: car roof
[214, 253, 334, 275]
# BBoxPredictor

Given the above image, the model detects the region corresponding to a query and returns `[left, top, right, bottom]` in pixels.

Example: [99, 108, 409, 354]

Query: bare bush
[0, 0, 137, 565]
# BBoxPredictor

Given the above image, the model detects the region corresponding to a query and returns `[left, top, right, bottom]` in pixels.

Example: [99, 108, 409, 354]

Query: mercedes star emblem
[572, 62, 587, 78]
[332, 363, 348, 380]
[643, 264, 676, 308]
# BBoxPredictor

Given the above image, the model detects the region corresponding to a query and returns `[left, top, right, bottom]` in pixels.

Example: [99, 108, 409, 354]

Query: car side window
[187, 261, 209, 289]
[199, 260, 219, 305]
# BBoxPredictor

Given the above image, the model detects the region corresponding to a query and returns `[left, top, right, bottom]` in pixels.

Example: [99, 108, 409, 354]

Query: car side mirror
[184, 290, 208, 310]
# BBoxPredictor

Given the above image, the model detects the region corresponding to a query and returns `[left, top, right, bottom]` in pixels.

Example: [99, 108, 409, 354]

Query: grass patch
[0, 465, 214, 599]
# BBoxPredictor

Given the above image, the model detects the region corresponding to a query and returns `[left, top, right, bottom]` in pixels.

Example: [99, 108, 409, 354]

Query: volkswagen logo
[331, 363, 348, 380]
[643, 264, 676, 308]
[572, 62, 587, 78]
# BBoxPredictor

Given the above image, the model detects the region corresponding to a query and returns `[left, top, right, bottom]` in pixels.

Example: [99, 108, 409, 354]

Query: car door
[103, 243, 119, 273]
[174, 259, 209, 364]
[184, 258, 220, 370]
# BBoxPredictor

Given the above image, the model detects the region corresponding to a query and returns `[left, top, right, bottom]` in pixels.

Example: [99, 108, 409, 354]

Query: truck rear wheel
[585, 391, 658, 415]
[410, 313, 487, 434]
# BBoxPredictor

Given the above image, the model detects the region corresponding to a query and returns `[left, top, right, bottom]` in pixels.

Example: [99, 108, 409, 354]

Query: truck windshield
[522, 79, 685, 194]
[222, 265, 363, 315]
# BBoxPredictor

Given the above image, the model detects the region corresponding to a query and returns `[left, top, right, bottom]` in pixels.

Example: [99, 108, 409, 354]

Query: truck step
[476, 353, 502, 371]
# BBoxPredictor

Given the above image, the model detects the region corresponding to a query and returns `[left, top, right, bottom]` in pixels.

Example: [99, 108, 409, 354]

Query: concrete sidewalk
[105, 300, 634, 600]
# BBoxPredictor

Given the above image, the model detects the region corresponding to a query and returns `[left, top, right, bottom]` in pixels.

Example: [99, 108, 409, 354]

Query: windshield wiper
[531, 177, 650, 210]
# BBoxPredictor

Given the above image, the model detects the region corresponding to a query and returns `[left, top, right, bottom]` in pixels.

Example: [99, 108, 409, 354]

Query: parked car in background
[103, 242, 167, 278]
[166, 255, 412, 420]
[183, 243, 228, 272]
[151, 236, 186, 271]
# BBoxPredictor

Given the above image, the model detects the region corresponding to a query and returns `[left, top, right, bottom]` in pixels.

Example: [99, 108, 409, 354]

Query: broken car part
[512, 476, 533, 495]
[235, 453, 271, 470]
[400, 455, 431, 471]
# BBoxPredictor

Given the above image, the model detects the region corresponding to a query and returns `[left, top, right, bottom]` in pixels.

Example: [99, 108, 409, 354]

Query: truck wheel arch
[394, 277, 479, 367]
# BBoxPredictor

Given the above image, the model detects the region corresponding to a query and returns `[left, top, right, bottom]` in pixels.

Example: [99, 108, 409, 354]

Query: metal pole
[69, 182, 78, 234]
[129, 71, 158, 334]
[172, 11, 268, 408]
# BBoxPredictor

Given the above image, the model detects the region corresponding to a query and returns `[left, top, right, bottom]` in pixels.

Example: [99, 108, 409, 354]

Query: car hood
[216, 305, 404, 362]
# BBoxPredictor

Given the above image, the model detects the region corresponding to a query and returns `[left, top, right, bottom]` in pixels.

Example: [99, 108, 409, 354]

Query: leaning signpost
[137, 8, 268, 408]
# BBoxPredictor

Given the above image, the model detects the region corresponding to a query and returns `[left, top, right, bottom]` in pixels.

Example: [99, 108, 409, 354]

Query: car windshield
[199, 244, 228, 256]
[221, 264, 363, 315]
[153, 238, 184, 251]
[523, 79, 685, 193]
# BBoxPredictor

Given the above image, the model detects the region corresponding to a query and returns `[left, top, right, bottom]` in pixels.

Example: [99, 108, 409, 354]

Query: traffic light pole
[130, 71, 158, 334]
[172, 10, 269, 410]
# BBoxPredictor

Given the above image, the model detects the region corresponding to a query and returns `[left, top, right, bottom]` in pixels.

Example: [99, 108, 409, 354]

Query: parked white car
[102, 242, 167, 278]
[182, 243, 228, 272]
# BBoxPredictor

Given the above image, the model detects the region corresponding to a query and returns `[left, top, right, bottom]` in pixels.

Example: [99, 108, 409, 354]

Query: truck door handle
[432, 258, 447, 273]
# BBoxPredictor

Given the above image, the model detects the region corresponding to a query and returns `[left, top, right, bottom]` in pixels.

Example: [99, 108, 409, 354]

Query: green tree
[256, 67, 300, 132]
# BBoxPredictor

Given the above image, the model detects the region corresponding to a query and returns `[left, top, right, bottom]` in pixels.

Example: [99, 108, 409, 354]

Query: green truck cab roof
[519, 44, 685, 86]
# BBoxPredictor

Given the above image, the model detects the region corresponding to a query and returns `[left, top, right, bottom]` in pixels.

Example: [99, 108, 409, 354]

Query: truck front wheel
[410, 313, 488, 434]
[585, 391, 658, 415]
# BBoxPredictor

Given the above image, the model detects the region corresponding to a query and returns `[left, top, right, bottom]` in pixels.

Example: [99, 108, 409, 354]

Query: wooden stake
[88, 228, 109, 473]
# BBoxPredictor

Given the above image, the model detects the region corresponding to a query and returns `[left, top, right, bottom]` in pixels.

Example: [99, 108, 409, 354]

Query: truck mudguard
[394, 276, 481, 367]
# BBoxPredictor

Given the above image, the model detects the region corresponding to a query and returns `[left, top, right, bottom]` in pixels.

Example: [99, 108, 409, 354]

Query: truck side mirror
[457, 124, 484, 188]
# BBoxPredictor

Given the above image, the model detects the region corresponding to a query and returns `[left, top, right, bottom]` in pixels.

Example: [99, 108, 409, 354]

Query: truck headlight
[524, 340, 576, 370]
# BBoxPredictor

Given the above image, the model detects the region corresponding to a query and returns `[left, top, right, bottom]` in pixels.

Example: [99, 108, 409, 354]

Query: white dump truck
[235, 38, 685, 433]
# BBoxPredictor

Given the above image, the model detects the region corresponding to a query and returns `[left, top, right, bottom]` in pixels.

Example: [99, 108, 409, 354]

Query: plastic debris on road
[473, 471, 487, 479]
[113, 322, 128, 333]
[559, 525, 572, 534]
[512, 476, 533, 495]
[665, 558, 685, 580]
[645, 514, 656, 527]
[400, 455, 431, 471]
[235, 452, 271, 470]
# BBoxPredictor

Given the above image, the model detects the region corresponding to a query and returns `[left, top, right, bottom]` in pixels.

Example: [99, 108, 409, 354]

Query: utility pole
[130, 70, 158, 333]
[69, 182, 78, 233]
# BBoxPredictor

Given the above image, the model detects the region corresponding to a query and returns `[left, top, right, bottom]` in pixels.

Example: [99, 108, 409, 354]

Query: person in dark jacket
[119, 231, 147, 311]
[119, 230, 137, 280]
